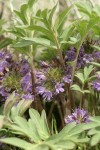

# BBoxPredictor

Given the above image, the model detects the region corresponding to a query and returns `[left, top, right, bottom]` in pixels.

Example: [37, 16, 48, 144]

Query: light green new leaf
[84, 65, 93, 81]
[75, 72, 84, 84]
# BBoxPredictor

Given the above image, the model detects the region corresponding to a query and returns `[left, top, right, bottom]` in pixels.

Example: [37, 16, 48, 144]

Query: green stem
[57, 101, 65, 128]
[50, 28, 65, 68]
[71, 37, 86, 84]
[48, 100, 56, 121]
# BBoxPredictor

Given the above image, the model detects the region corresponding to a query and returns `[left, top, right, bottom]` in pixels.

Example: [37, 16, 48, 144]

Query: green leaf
[0, 38, 12, 49]
[71, 84, 82, 93]
[76, 1, 92, 16]
[14, 40, 33, 47]
[60, 25, 75, 41]
[49, 3, 58, 24]
[14, 9, 28, 25]
[90, 134, 100, 146]
[22, 37, 56, 49]
[75, 72, 84, 84]
[40, 110, 50, 139]
[54, 6, 72, 31]
[91, 45, 100, 51]
[28, 0, 38, 9]
[0, 137, 33, 149]
[19, 100, 33, 116]
[27, 25, 54, 41]
[28, 119, 41, 143]
[89, 62, 100, 67]
[84, 65, 93, 81]
[3, 92, 18, 117]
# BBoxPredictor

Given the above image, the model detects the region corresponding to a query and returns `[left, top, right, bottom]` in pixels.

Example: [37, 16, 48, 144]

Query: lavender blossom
[21, 72, 32, 93]
[93, 81, 100, 91]
[65, 47, 76, 61]
[36, 86, 52, 101]
[83, 54, 94, 64]
[55, 83, 64, 94]
[65, 108, 90, 124]
[42, 90, 53, 101]
[63, 75, 72, 84]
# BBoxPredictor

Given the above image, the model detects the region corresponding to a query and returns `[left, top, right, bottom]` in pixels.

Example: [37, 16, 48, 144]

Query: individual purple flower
[36, 86, 46, 95]
[21, 94, 34, 100]
[93, 81, 100, 91]
[65, 108, 90, 124]
[63, 75, 72, 84]
[42, 90, 53, 101]
[21, 72, 32, 93]
[83, 54, 94, 64]
[55, 83, 64, 94]
[36, 86, 52, 101]
[36, 71, 46, 82]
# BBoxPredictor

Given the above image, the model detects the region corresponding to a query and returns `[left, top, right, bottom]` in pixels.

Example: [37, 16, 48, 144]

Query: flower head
[65, 108, 90, 124]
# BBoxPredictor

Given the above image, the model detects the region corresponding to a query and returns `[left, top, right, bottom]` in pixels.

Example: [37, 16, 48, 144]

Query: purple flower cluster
[65, 108, 90, 124]
[93, 51, 100, 59]
[65, 46, 95, 69]
[0, 51, 11, 76]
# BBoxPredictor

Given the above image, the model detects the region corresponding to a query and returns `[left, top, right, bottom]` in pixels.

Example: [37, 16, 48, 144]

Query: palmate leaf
[0, 108, 89, 150]
[83, 65, 94, 81]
